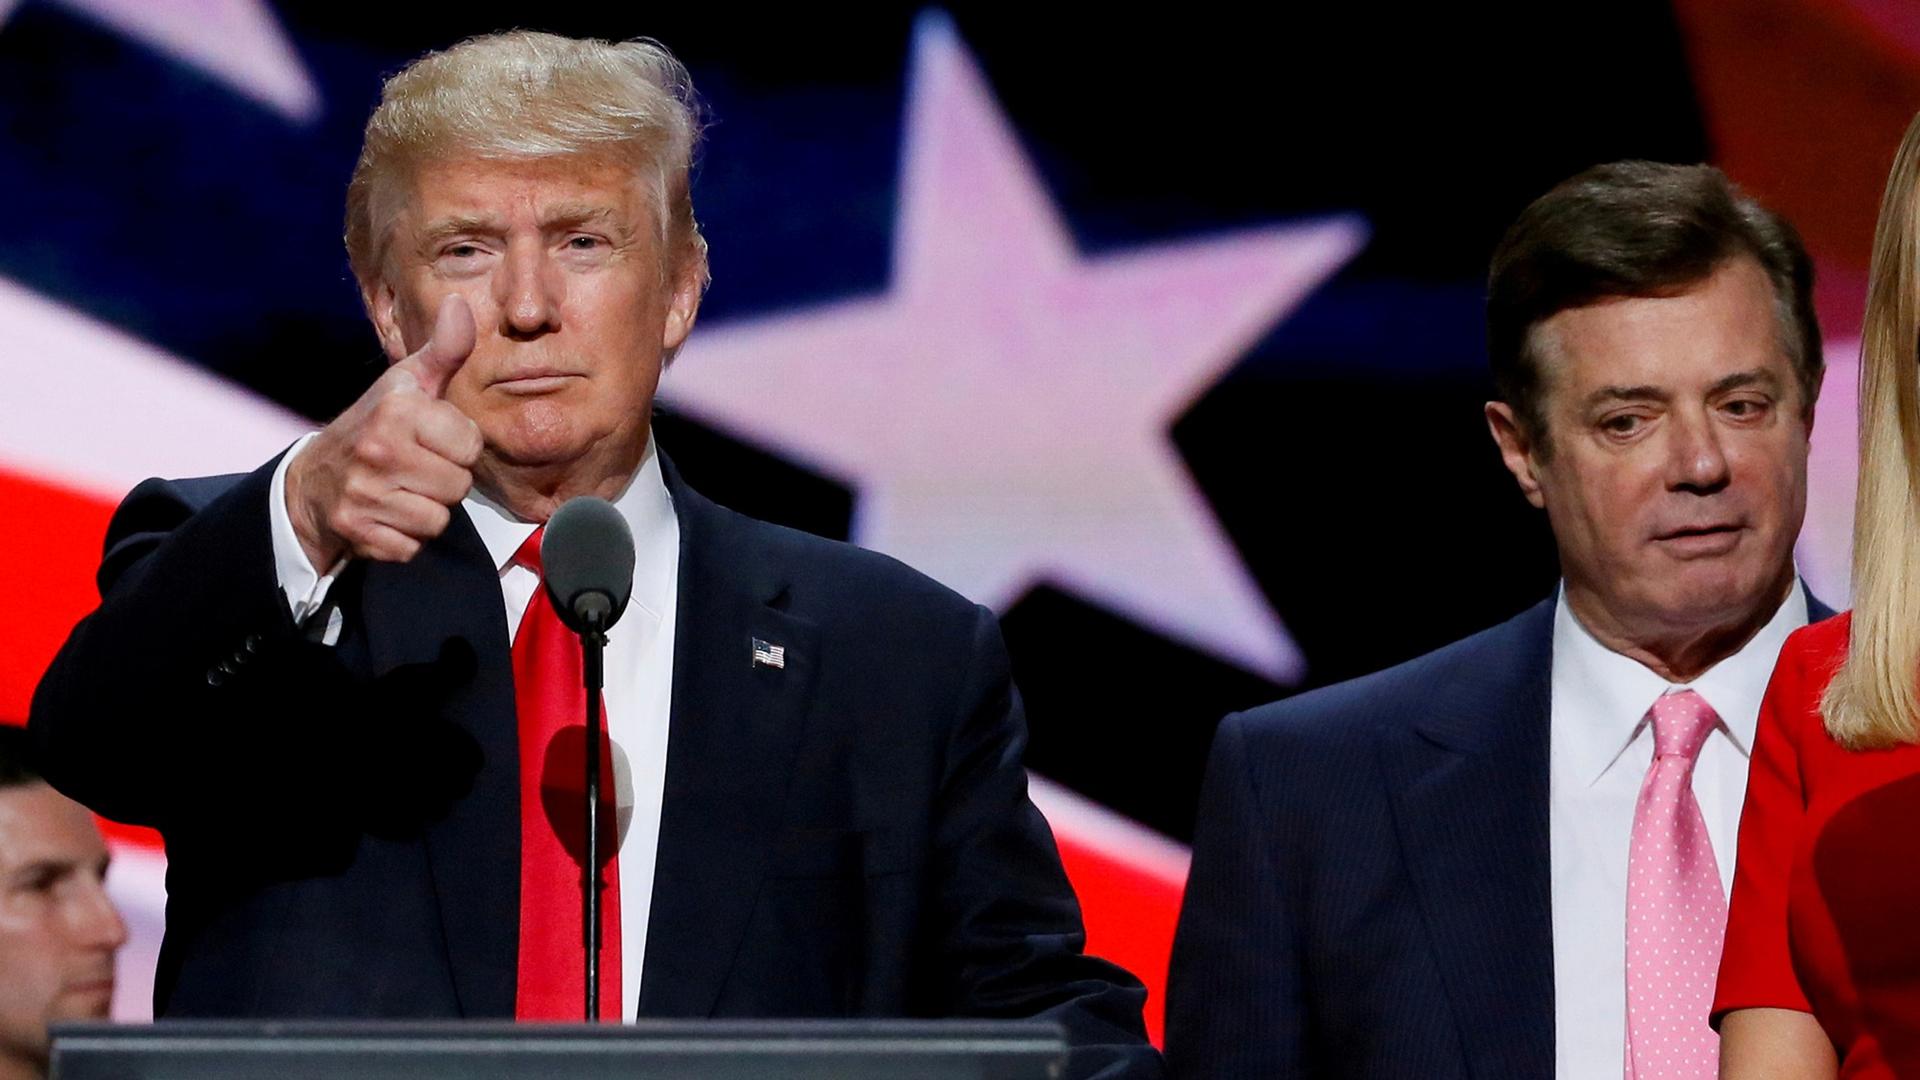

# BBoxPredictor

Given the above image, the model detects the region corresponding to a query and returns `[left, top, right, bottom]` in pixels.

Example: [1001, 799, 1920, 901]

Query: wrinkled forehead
[389, 151, 655, 224]
[0, 783, 107, 874]
[1528, 257, 1796, 405]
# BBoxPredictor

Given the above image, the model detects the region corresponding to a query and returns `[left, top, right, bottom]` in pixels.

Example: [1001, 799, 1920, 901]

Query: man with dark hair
[1164, 161, 1831, 1079]
[0, 726, 126, 1080]
[1486, 160, 1823, 448]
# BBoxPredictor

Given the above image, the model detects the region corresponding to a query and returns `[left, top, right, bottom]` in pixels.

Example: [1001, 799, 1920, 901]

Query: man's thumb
[400, 295, 476, 398]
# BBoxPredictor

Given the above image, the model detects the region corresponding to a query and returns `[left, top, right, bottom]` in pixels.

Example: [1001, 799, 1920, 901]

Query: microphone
[538, 495, 635, 1022]
[541, 496, 635, 633]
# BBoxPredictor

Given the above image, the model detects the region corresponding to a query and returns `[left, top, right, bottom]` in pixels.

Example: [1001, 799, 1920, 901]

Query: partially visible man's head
[1483, 162, 1819, 664]
[0, 726, 123, 1080]
[345, 30, 706, 292]
[1487, 161, 1822, 445]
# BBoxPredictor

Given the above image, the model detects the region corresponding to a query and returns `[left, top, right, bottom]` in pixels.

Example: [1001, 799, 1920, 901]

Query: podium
[48, 1019, 1067, 1080]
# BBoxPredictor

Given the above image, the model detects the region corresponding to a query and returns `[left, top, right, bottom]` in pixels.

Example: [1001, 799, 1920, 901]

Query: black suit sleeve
[28, 455, 325, 828]
[924, 604, 1164, 1080]
[1164, 713, 1305, 1079]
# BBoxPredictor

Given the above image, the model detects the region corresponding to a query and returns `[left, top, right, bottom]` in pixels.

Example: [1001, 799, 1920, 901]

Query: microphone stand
[580, 608, 609, 1022]
[541, 495, 634, 1025]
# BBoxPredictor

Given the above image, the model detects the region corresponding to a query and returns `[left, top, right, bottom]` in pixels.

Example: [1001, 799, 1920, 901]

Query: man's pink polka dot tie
[1624, 689, 1724, 1080]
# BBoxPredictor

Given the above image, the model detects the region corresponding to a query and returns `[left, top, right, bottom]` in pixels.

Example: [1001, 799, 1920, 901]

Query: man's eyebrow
[1585, 385, 1668, 408]
[417, 204, 627, 248]
[418, 213, 506, 245]
[1707, 369, 1782, 396]
[1582, 369, 1785, 410]
[538, 201, 617, 227]
[539, 202, 632, 239]
[5, 857, 79, 883]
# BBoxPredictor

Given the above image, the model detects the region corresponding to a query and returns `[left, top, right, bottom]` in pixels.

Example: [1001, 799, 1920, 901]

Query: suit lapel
[1379, 599, 1556, 1078]
[638, 457, 821, 1017]
[1806, 584, 1836, 624]
[359, 508, 520, 1017]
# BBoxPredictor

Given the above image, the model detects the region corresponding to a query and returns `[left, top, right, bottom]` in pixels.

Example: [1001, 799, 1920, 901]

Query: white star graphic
[0, 0, 320, 121]
[664, 13, 1366, 681]
[0, 274, 312, 498]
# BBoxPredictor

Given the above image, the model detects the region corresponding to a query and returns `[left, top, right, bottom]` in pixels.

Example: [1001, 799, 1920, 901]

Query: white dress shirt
[267, 434, 679, 1021]
[1548, 582, 1806, 1080]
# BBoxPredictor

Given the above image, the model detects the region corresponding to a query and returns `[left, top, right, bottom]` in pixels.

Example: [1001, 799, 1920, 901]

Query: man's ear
[362, 280, 411, 363]
[660, 252, 705, 357]
[1486, 401, 1548, 510]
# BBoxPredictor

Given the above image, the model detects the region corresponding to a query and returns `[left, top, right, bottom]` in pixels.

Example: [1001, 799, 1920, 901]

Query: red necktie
[510, 526, 622, 1020]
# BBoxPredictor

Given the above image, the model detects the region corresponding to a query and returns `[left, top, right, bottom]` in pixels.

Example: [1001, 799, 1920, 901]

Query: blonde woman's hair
[1822, 111, 1920, 749]
[343, 30, 707, 290]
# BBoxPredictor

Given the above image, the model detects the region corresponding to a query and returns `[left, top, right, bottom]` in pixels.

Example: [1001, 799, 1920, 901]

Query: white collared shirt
[267, 434, 679, 1021]
[1548, 582, 1806, 1080]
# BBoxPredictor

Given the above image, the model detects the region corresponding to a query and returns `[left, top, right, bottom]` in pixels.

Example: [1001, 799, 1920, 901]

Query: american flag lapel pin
[751, 637, 786, 670]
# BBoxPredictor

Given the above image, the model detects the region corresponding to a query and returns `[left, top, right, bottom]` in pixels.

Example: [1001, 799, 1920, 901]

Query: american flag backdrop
[0, 0, 1910, 1043]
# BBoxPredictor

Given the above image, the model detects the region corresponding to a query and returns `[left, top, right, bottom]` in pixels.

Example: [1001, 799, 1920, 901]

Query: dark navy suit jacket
[1163, 591, 1833, 1079]
[30, 450, 1160, 1080]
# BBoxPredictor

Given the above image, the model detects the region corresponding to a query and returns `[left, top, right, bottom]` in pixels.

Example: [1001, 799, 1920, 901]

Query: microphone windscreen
[541, 497, 636, 633]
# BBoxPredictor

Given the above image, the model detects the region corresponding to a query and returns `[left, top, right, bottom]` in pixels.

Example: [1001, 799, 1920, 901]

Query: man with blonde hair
[29, 31, 1158, 1078]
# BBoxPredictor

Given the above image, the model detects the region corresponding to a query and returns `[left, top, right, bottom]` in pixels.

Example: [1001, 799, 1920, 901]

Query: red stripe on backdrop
[0, 468, 161, 849]
[1055, 834, 1185, 1046]
[0, 466, 115, 722]
[1672, 0, 1920, 294]
[97, 817, 163, 851]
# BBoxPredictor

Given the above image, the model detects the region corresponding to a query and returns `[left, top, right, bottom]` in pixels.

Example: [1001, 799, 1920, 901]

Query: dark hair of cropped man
[1486, 160, 1822, 458]
[0, 725, 39, 790]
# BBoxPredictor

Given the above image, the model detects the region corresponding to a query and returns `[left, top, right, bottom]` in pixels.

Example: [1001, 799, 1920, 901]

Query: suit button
[206, 667, 228, 687]
[242, 634, 263, 655]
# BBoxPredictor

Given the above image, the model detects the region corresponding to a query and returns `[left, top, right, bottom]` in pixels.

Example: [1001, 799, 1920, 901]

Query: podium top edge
[50, 1018, 1068, 1047]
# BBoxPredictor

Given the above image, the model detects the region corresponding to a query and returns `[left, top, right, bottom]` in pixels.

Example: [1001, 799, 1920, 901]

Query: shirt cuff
[269, 431, 343, 625]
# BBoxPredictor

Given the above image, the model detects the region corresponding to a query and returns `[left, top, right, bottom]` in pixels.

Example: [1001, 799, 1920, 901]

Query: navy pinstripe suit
[1163, 593, 1830, 1079]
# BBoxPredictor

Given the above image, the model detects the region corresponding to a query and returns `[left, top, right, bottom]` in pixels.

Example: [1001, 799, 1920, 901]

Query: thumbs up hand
[286, 295, 486, 568]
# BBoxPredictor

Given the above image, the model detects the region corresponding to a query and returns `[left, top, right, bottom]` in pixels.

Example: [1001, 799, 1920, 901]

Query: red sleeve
[1712, 626, 1821, 1023]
